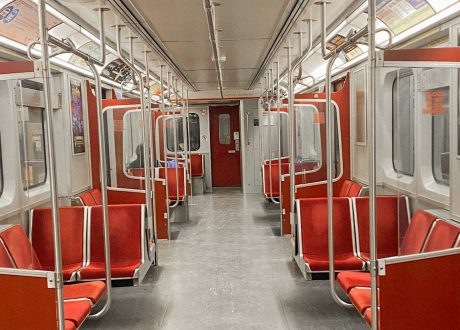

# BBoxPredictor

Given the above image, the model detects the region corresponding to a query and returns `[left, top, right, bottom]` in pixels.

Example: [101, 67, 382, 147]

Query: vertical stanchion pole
[368, 0, 378, 329]
[37, 1, 65, 328]
[287, 43, 296, 233]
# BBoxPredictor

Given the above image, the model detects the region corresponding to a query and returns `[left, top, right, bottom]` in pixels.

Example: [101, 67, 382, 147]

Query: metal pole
[37, 1, 64, 328]
[268, 69, 276, 204]
[144, 50, 158, 263]
[368, 0, 378, 328]
[325, 53, 352, 308]
[287, 44, 296, 229]
[87, 63, 113, 319]
[170, 77, 180, 209]
[115, 25, 154, 253]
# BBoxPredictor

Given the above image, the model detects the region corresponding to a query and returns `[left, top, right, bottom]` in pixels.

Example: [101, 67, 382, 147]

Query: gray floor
[83, 188, 366, 330]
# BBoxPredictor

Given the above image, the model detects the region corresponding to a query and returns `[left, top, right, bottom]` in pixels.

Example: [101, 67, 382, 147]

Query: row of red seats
[0, 224, 106, 329]
[337, 211, 460, 327]
[296, 194, 409, 278]
[30, 204, 145, 282]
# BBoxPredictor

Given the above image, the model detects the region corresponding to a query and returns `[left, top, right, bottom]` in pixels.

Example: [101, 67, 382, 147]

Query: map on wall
[0, 0, 61, 45]
[376, 0, 435, 35]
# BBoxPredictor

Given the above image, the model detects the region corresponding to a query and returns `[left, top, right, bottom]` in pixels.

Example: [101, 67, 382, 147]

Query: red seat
[158, 167, 186, 201]
[65, 320, 77, 330]
[423, 220, 460, 252]
[30, 207, 86, 281]
[0, 239, 14, 267]
[64, 300, 92, 327]
[80, 191, 97, 206]
[1, 224, 106, 305]
[78, 204, 144, 280]
[363, 308, 379, 327]
[354, 196, 409, 261]
[338, 180, 363, 197]
[337, 210, 437, 293]
[191, 154, 204, 177]
[91, 188, 102, 205]
[63, 281, 106, 304]
[263, 162, 289, 198]
[298, 197, 364, 272]
[349, 287, 372, 315]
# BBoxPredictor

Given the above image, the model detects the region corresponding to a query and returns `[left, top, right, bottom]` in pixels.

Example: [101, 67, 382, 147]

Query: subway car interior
[0, 0, 460, 329]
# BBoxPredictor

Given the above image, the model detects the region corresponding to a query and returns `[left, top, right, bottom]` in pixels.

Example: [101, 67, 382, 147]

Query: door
[210, 106, 241, 186]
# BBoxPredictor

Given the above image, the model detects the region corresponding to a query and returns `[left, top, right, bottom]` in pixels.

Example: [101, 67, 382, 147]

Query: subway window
[354, 68, 366, 145]
[392, 70, 415, 176]
[431, 87, 450, 185]
[166, 113, 200, 152]
[295, 105, 321, 169]
[17, 107, 47, 189]
[123, 111, 145, 173]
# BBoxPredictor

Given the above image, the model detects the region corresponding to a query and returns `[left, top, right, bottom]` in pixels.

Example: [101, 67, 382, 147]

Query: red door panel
[210, 106, 241, 187]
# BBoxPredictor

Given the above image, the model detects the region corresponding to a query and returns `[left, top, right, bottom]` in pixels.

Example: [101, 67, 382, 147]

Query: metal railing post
[367, 0, 378, 328]
[37, 1, 65, 328]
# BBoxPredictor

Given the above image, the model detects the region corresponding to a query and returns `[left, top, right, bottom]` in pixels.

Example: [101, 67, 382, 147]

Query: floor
[83, 188, 366, 330]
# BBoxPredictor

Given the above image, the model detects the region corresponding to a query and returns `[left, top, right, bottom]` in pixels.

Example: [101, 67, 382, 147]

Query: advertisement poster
[70, 78, 85, 155]
[376, 0, 435, 35]
[0, 0, 61, 45]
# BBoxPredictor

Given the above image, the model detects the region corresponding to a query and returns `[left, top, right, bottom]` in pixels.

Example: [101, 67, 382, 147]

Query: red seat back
[0, 239, 14, 268]
[90, 189, 102, 205]
[128, 168, 145, 177]
[263, 162, 289, 197]
[423, 220, 460, 253]
[80, 191, 97, 206]
[30, 207, 85, 271]
[339, 180, 363, 197]
[399, 210, 437, 255]
[190, 154, 204, 177]
[88, 204, 143, 264]
[298, 197, 356, 257]
[0, 225, 42, 270]
[354, 196, 409, 259]
[158, 167, 186, 200]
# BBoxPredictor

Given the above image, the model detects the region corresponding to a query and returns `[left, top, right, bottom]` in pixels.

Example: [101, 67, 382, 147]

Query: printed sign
[423, 90, 448, 115]
[70, 78, 85, 154]
[0, 0, 61, 45]
[376, 0, 435, 35]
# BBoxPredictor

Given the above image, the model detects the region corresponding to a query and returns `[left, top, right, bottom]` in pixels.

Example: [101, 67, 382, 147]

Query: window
[166, 113, 200, 152]
[392, 70, 415, 176]
[262, 112, 289, 159]
[218, 114, 231, 145]
[354, 68, 366, 145]
[18, 106, 47, 189]
[123, 111, 145, 173]
[295, 105, 321, 168]
[431, 87, 450, 185]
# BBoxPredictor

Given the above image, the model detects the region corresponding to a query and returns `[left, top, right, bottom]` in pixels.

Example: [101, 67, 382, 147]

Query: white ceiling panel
[164, 41, 214, 71]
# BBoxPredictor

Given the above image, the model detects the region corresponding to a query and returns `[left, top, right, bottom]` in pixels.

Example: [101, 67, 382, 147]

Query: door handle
[228, 150, 236, 154]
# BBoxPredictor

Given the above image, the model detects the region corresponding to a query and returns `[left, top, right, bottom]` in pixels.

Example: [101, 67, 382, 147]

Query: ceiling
[119, 0, 297, 92]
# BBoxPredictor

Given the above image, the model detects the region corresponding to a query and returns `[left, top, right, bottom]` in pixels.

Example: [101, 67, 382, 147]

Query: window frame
[392, 70, 415, 177]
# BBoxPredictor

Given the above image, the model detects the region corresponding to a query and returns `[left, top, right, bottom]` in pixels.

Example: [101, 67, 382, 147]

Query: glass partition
[262, 111, 289, 160]
[166, 113, 200, 152]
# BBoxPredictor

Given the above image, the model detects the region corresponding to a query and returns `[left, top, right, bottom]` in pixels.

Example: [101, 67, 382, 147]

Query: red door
[210, 106, 241, 187]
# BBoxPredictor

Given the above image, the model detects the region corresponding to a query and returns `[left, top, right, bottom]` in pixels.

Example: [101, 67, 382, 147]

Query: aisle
[84, 188, 365, 329]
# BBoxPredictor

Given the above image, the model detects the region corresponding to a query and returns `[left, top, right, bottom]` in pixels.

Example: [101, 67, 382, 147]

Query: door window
[218, 114, 231, 145]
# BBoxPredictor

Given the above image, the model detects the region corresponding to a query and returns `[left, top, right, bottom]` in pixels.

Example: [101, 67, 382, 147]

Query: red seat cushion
[80, 191, 97, 206]
[0, 239, 14, 268]
[0, 225, 42, 270]
[337, 272, 371, 293]
[424, 220, 460, 252]
[354, 196, 409, 260]
[91, 189, 102, 205]
[158, 167, 186, 200]
[298, 197, 364, 272]
[400, 210, 437, 255]
[64, 281, 107, 304]
[364, 308, 379, 327]
[79, 205, 143, 280]
[65, 320, 77, 330]
[338, 180, 353, 197]
[191, 154, 204, 177]
[31, 207, 86, 281]
[349, 287, 372, 315]
[263, 162, 289, 198]
[64, 300, 91, 327]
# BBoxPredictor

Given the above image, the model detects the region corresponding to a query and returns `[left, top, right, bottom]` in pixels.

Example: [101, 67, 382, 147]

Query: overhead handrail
[114, 24, 154, 260]
[31, 3, 112, 323]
